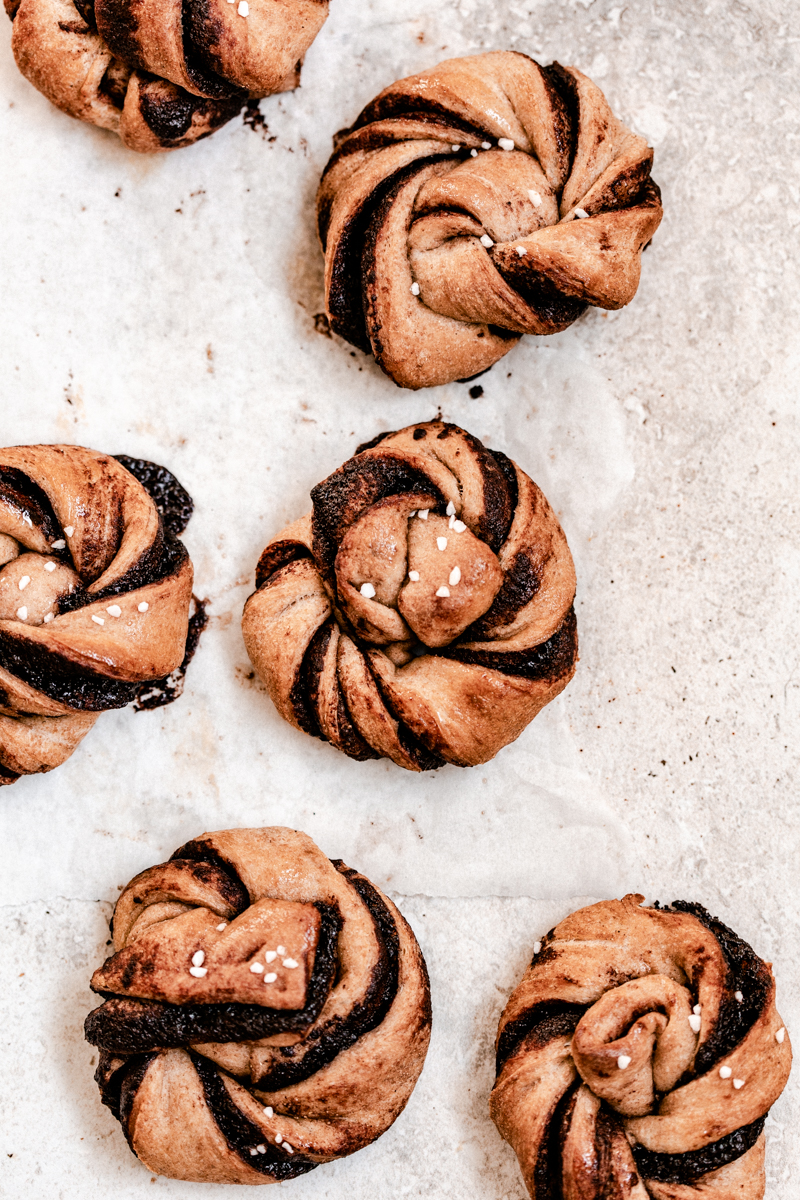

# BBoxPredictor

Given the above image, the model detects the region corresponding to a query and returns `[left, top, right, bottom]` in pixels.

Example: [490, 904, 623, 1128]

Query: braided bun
[318, 52, 662, 388]
[0, 445, 196, 784]
[242, 420, 577, 771]
[85, 826, 431, 1184]
[6, 0, 329, 151]
[491, 894, 792, 1199]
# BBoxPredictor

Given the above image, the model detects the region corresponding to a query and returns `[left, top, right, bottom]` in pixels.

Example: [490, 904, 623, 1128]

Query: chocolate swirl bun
[317, 52, 663, 389]
[0, 445, 196, 785]
[242, 421, 577, 771]
[85, 827, 431, 1184]
[6, 0, 329, 151]
[491, 895, 792, 1200]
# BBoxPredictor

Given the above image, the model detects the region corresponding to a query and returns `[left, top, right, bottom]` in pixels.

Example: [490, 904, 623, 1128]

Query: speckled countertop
[1, 0, 799, 1195]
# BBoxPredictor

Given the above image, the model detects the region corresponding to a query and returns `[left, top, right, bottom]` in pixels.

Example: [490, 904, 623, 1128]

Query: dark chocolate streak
[302, 622, 378, 761]
[469, 549, 541, 637]
[94, 0, 146, 70]
[0, 466, 69, 562]
[496, 1001, 585, 1073]
[95, 1049, 156, 1126]
[84, 904, 342, 1053]
[72, 0, 97, 28]
[445, 605, 578, 682]
[191, 1052, 317, 1179]
[493, 256, 588, 329]
[0, 628, 141, 710]
[359, 156, 450, 368]
[250, 863, 402, 1091]
[426, 425, 513, 552]
[311, 451, 444, 575]
[535, 1081, 579, 1200]
[346, 93, 495, 142]
[325, 154, 449, 349]
[169, 840, 252, 910]
[668, 900, 772, 1072]
[181, 0, 246, 98]
[114, 456, 194, 537]
[294, 620, 333, 740]
[633, 1117, 765, 1184]
[255, 541, 312, 590]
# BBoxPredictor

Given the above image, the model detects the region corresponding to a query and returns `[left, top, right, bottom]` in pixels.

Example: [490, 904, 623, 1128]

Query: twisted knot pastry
[318, 52, 663, 389]
[491, 895, 792, 1200]
[85, 827, 431, 1184]
[242, 421, 577, 771]
[0, 445, 195, 785]
[6, 0, 329, 151]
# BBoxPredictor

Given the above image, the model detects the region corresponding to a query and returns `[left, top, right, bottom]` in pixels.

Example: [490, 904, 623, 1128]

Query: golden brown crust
[8, 0, 329, 151]
[317, 52, 663, 388]
[490, 895, 792, 1199]
[242, 421, 578, 771]
[85, 827, 432, 1184]
[0, 444, 195, 784]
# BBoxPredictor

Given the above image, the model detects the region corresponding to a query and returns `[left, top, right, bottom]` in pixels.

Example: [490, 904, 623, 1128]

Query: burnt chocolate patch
[133, 594, 208, 710]
[633, 1117, 765, 1184]
[355, 430, 397, 455]
[138, 81, 242, 143]
[311, 451, 443, 575]
[114, 455, 194, 537]
[496, 1000, 586, 1073]
[445, 605, 578, 682]
[191, 1053, 317, 1179]
[85, 904, 341, 1053]
[667, 901, 772, 1072]
[250, 865, 403, 1091]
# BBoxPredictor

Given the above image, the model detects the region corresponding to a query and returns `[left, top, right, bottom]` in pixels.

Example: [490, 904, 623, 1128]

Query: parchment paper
[1, 0, 799, 1195]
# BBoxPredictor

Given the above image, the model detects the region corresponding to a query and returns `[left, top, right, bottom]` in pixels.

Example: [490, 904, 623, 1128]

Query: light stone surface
[1, 0, 799, 1195]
